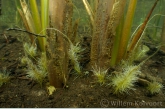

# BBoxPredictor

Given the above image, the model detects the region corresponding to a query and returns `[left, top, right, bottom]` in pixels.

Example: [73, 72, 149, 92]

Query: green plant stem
[40, 0, 49, 52]
[30, 0, 45, 51]
[110, 17, 124, 67]
[117, 0, 137, 62]
[41, 0, 49, 35]
[29, 0, 42, 34]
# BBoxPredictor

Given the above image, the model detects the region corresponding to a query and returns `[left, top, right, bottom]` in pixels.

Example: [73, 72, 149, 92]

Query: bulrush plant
[88, 0, 127, 70]
[17, 0, 81, 88]
[83, 0, 162, 94]
[15, 0, 164, 96]
[47, 0, 81, 87]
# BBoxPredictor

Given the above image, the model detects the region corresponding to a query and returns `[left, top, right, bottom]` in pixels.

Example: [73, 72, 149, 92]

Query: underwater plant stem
[127, 0, 159, 55]
[110, 17, 124, 67]
[17, 8, 34, 44]
[90, 0, 111, 68]
[82, 0, 94, 27]
[19, 0, 36, 44]
[29, 0, 42, 34]
[47, 0, 75, 88]
[30, 0, 45, 51]
[117, 0, 137, 62]
[40, 0, 49, 52]
[41, 0, 49, 35]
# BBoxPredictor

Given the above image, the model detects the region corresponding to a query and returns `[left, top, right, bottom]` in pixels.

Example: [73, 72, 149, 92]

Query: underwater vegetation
[68, 43, 83, 74]
[0, 0, 163, 97]
[92, 64, 108, 85]
[0, 68, 10, 87]
[82, 0, 163, 94]
[147, 81, 163, 95]
[110, 65, 140, 94]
